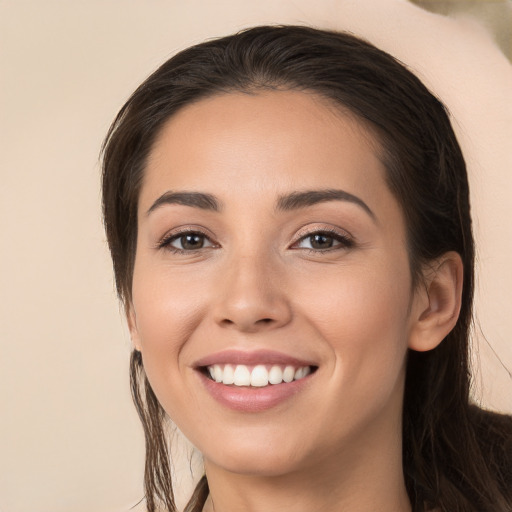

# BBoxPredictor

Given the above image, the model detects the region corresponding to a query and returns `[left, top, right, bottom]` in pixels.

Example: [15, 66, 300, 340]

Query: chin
[206, 451, 305, 478]
[199, 428, 319, 477]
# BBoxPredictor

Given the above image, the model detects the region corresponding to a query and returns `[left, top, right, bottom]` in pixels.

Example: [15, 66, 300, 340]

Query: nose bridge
[214, 245, 291, 331]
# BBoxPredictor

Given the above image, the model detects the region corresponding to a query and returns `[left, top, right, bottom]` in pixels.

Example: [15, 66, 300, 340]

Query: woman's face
[129, 90, 423, 477]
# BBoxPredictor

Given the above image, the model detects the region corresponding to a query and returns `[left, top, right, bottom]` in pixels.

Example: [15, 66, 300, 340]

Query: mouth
[200, 363, 316, 387]
[193, 349, 318, 412]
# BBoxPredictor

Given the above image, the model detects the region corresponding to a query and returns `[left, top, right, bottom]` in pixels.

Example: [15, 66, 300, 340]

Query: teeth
[213, 364, 223, 383]
[222, 364, 235, 385]
[206, 363, 312, 387]
[250, 365, 268, 387]
[294, 366, 311, 380]
[233, 365, 251, 386]
[283, 366, 295, 383]
[268, 365, 283, 385]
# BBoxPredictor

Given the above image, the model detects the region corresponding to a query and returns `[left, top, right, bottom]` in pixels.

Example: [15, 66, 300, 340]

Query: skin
[128, 90, 462, 512]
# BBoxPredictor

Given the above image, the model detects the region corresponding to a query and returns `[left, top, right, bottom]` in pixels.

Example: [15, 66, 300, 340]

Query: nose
[212, 252, 292, 333]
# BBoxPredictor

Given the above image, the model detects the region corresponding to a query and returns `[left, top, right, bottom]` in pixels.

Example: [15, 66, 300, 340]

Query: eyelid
[156, 225, 218, 251]
[292, 224, 353, 242]
[290, 224, 355, 250]
[155, 223, 354, 253]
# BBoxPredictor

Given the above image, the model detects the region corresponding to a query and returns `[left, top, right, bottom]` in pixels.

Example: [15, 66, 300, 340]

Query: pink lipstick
[193, 349, 317, 412]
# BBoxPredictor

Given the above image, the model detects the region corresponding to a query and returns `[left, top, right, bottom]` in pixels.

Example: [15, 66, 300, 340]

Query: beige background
[0, 1, 511, 511]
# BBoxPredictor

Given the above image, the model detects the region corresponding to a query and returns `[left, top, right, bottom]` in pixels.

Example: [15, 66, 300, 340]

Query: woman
[101, 26, 512, 512]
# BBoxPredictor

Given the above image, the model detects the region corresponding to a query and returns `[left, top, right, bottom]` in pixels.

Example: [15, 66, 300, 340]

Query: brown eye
[167, 232, 214, 251]
[309, 233, 334, 249]
[181, 234, 204, 249]
[294, 230, 353, 251]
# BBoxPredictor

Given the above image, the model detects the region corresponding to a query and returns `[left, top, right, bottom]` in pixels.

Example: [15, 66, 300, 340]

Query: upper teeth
[207, 364, 311, 387]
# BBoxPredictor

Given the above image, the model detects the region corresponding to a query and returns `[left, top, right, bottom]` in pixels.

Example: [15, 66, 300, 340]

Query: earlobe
[126, 304, 142, 351]
[408, 251, 463, 352]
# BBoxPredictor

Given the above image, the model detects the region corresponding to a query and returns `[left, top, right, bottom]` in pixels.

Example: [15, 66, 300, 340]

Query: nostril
[219, 317, 275, 329]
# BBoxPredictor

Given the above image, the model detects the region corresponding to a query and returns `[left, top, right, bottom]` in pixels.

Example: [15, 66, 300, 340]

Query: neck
[201, 418, 411, 512]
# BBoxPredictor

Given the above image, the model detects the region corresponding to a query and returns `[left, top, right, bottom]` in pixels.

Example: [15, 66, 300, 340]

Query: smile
[194, 349, 318, 412]
[206, 364, 312, 387]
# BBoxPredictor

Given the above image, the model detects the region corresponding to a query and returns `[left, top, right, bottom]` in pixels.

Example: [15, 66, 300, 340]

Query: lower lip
[197, 371, 313, 412]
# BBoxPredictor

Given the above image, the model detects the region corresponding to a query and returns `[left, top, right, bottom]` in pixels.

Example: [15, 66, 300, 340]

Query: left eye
[295, 232, 352, 250]
[167, 232, 214, 251]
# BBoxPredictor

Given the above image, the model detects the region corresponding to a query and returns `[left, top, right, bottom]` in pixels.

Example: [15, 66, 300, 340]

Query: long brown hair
[102, 26, 512, 511]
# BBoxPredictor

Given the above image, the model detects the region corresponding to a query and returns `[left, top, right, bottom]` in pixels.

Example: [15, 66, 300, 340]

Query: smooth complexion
[128, 91, 462, 512]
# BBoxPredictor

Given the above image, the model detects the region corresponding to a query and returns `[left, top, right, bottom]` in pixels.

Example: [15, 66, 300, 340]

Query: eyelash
[157, 227, 354, 254]
[291, 228, 354, 253]
[157, 228, 215, 254]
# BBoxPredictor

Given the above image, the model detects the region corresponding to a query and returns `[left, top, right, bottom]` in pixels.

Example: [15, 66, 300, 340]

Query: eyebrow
[146, 188, 375, 220]
[147, 191, 221, 215]
[276, 189, 375, 220]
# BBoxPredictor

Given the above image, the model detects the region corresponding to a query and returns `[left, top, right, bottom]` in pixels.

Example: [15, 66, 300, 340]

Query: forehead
[140, 90, 389, 211]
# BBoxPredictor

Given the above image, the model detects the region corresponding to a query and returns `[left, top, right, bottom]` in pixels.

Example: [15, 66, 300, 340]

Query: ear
[126, 303, 142, 351]
[408, 251, 463, 352]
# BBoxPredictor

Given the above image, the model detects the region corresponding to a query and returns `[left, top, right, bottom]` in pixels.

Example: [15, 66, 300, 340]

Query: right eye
[161, 231, 215, 252]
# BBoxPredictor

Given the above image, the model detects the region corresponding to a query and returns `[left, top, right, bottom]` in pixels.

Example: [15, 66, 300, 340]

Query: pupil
[182, 234, 203, 249]
[311, 234, 332, 249]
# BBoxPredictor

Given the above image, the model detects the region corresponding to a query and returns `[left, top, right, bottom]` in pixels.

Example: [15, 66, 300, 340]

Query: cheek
[293, 271, 411, 443]
[297, 258, 410, 327]
[130, 264, 209, 383]
[293, 261, 412, 383]
[130, 271, 212, 426]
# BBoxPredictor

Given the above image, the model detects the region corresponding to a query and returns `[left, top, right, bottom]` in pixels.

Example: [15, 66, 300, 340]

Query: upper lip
[193, 349, 317, 368]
